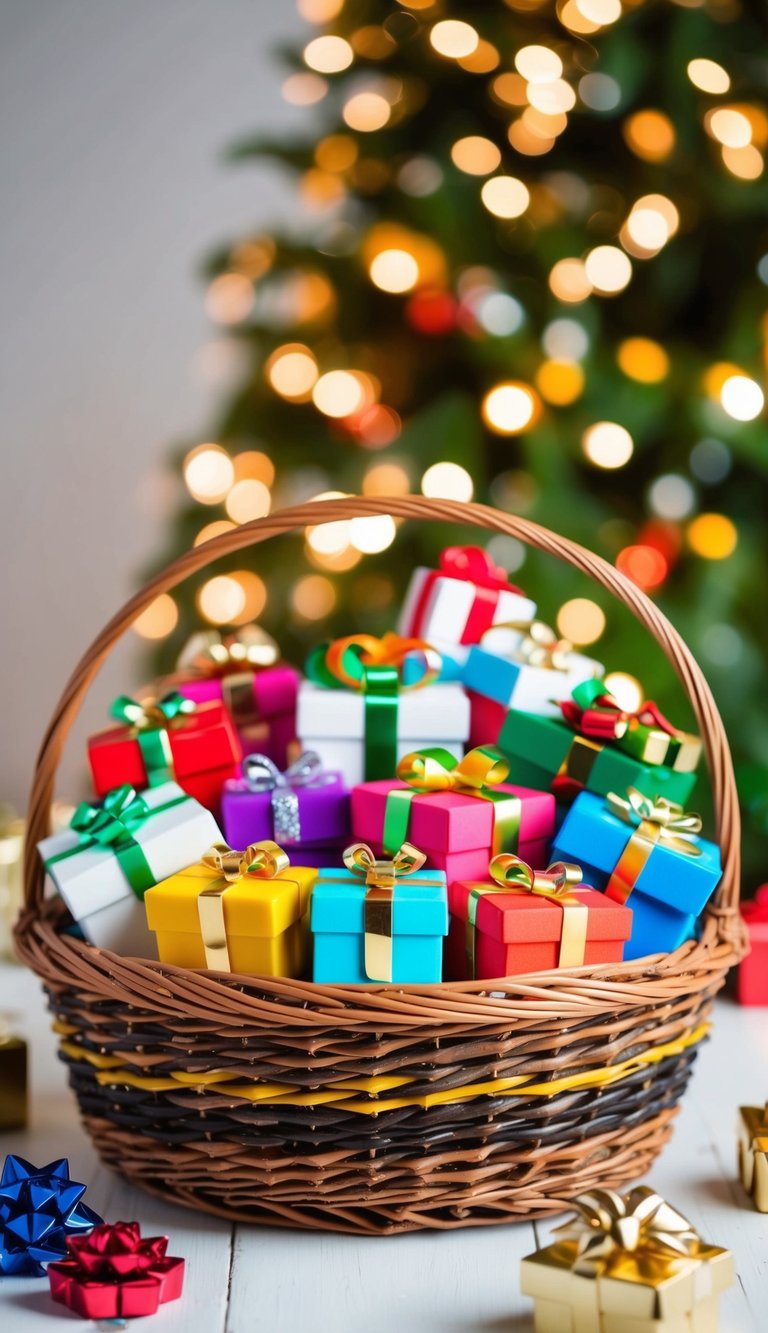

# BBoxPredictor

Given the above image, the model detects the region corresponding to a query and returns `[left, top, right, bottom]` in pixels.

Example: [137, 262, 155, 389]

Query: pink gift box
[467, 690, 507, 749]
[351, 779, 555, 883]
[179, 664, 298, 768]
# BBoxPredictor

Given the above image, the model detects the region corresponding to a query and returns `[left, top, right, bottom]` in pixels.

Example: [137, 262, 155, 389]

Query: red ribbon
[408, 546, 523, 646]
[559, 690, 678, 743]
[48, 1221, 185, 1319]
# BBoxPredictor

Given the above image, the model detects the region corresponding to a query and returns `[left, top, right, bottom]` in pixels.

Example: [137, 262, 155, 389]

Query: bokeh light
[451, 136, 501, 175]
[266, 344, 318, 400]
[304, 35, 353, 73]
[369, 248, 420, 292]
[535, 360, 584, 405]
[623, 110, 676, 162]
[706, 108, 752, 148]
[687, 513, 738, 559]
[687, 58, 730, 94]
[363, 462, 410, 495]
[720, 374, 764, 421]
[233, 451, 275, 487]
[197, 575, 247, 625]
[616, 544, 668, 589]
[421, 461, 474, 500]
[349, 514, 397, 552]
[282, 73, 328, 106]
[648, 474, 696, 520]
[194, 519, 236, 547]
[292, 575, 337, 620]
[543, 318, 589, 361]
[312, 370, 366, 417]
[603, 672, 643, 713]
[557, 598, 606, 645]
[230, 572, 267, 624]
[343, 92, 391, 131]
[474, 292, 524, 336]
[204, 274, 254, 325]
[617, 337, 669, 382]
[584, 246, 633, 294]
[429, 20, 479, 59]
[183, 444, 235, 504]
[132, 594, 178, 641]
[482, 382, 539, 433]
[514, 45, 563, 83]
[582, 421, 634, 468]
[549, 258, 592, 303]
[225, 479, 271, 524]
[576, 0, 622, 24]
[481, 176, 530, 219]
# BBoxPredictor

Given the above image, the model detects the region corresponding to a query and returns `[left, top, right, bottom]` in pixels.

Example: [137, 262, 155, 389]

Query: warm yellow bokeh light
[623, 110, 676, 162]
[514, 45, 563, 83]
[549, 258, 592, 302]
[687, 58, 730, 94]
[687, 513, 738, 560]
[482, 382, 539, 433]
[429, 20, 479, 59]
[225, 479, 271, 524]
[421, 461, 474, 501]
[233, 451, 275, 487]
[266, 344, 318, 401]
[703, 361, 743, 398]
[481, 175, 530, 219]
[720, 374, 765, 421]
[194, 519, 236, 547]
[575, 0, 622, 23]
[292, 574, 337, 620]
[132, 594, 178, 641]
[626, 207, 670, 252]
[508, 119, 555, 156]
[526, 79, 576, 115]
[604, 672, 643, 714]
[582, 421, 634, 468]
[229, 571, 267, 623]
[282, 73, 328, 106]
[585, 246, 633, 294]
[369, 248, 420, 293]
[297, 0, 343, 21]
[557, 598, 606, 646]
[204, 274, 254, 325]
[535, 360, 584, 405]
[349, 514, 397, 553]
[457, 39, 500, 74]
[306, 518, 352, 556]
[451, 136, 502, 175]
[304, 35, 353, 74]
[617, 338, 670, 383]
[197, 575, 247, 625]
[706, 107, 752, 148]
[722, 144, 764, 179]
[315, 135, 358, 173]
[343, 92, 391, 132]
[312, 370, 365, 418]
[362, 462, 410, 495]
[492, 72, 528, 106]
[559, 0, 601, 34]
[183, 444, 235, 504]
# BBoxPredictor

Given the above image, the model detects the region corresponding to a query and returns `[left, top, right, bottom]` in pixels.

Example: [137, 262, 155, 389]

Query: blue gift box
[311, 866, 448, 984]
[463, 641, 602, 718]
[551, 789, 722, 960]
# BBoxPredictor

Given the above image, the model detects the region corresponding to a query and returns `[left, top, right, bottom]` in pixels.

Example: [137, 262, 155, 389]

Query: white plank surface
[1, 961, 766, 1332]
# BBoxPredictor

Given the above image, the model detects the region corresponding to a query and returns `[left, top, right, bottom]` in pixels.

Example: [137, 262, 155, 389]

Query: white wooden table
[1, 961, 766, 1332]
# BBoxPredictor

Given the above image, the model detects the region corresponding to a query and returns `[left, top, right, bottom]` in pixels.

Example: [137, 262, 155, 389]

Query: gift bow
[384, 745, 520, 857]
[559, 678, 679, 743]
[243, 750, 324, 793]
[606, 788, 702, 856]
[488, 852, 583, 897]
[306, 632, 441, 692]
[48, 1221, 184, 1319]
[343, 840, 426, 888]
[63, 1221, 169, 1278]
[466, 854, 586, 976]
[489, 619, 574, 671]
[343, 841, 427, 983]
[201, 839, 289, 883]
[555, 1186, 701, 1277]
[110, 690, 195, 731]
[177, 624, 279, 675]
[70, 784, 149, 848]
[440, 545, 520, 592]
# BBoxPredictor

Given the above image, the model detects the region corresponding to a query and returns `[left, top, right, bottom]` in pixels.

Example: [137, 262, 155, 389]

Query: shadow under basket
[16, 496, 746, 1235]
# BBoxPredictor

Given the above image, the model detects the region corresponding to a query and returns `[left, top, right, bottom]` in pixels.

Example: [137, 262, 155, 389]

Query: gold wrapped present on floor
[738, 1103, 768, 1212]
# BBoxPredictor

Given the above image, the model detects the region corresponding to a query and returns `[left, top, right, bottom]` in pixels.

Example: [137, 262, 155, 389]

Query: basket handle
[22, 495, 740, 920]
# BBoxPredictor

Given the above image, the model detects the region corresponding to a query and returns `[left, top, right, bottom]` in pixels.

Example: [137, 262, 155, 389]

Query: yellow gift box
[738, 1104, 768, 1212]
[521, 1187, 734, 1333]
[144, 839, 316, 978]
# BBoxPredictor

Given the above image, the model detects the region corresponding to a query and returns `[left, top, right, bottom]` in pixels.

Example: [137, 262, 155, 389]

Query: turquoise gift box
[311, 859, 448, 984]
[551, 789, 722, 961]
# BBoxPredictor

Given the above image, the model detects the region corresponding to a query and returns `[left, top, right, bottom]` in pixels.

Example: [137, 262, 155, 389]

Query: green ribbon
[382, 745, 522, 855]
[110, 691, 195, 787]
[44, 783, 188, 898]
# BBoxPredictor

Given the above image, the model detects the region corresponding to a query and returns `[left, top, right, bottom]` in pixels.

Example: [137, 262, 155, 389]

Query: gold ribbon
[554, 1185, 702, 1277]
[178, 625, 280, 675]
[342, 841, 426, 983]
[397, 746, 509, 794]
[197, 839, 291, 970]
[604, 788, 702, 906]
[465, 854, 586, 977]
[489, 619, 574, 671]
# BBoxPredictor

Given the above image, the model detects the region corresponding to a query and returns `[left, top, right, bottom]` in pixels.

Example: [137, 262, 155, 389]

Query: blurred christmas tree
[139, 0, 768, 880]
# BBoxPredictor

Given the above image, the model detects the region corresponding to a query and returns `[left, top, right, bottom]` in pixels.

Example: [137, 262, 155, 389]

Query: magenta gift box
[222, 771, 350, 857]
[179, 664, 298, 768]
[351, 779, 555, 883]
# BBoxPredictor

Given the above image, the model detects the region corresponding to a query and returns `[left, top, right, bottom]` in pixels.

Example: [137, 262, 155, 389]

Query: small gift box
[221, 751, 350, 868]
[144, 839, 316, 978]
[38, 782, 222, 958]
[176, 625, 298, 768]
[551, 788, 721, 961]
[88, 692, 242, 815]
[311, 842, 448, 984]
[738, 1103, 768, 1212]
[498, 679, 700, 808]
[445, 853, 631, 981]
[398, 545, 536, 677]
[48, 1221, 184, 1319]
[463, 622, 603, 719]
[351, 746, 555, 883]
[298, 633, 469, 787]
[736, 887, 768, 1005]
[0, 1028, 27, 1131]
[521, 1186, 734, 1333]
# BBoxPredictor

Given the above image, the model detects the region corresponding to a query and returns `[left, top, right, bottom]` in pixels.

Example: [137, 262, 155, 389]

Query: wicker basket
[17, 496, 746, 1235]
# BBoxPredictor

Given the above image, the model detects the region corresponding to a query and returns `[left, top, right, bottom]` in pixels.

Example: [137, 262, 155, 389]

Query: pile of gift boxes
[38, 544, 721, 987]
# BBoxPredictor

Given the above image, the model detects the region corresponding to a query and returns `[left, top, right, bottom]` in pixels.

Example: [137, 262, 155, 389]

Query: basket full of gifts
[16, 495, 745, 1235]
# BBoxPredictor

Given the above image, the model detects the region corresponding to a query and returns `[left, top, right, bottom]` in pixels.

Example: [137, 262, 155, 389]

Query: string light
[482, 382, 539, 433]
[266, 344, 318, 400]
[720, 374, 764, 421]
[292, 575, 337, 620]
[233, 452, 275, 486]
[349, 514, 397, 552]
[343, 92, 390, 131]
[616, 545, 668, 589]
[579, 73, 621, 111]
[535, 360, 584, 405]
[527, 80, 576, 115]
[542, 318, 589, 361]
[194, 520, 236, 547]
[474, 292, 524, 335]
[687, 58, 730, 94]
[297, 0, 343, 20]
[230, 571, 267, 623]
[312, 370, 366, 417]
[623, 110, 676, 162]
[457, 39, 499, 74]
[363, 462, 410, 495]
[648, 474, 696, 520]
[429, 20, 479, 59]
[204, 274, 254, 325]
[603, 672, 643, 713]
[584, 246, 632, 294]
[690, 438, 731, 484]
[491, 72, 528, 107]
[315, 135, 358, 173]
[617, 337, 670, 382]
[557, 598, 606, 645]
[183, 444, 235, 504]
[197, 576, 247, 625]
[369, 249, 420, 292]
[282, 73, 328, 106]
[304, 36, 353, 74]
[514, 46, 563, 83]
[421, 461, 474, 501]
[132, 594, 178, 641]
[706, 108, 752, 148]
[687, 513, 738, 559]
[549, 258, 592, 302]
[451, 136, 501, 175]
[481, 176, 530, 219]
[575, 0, 622, 24]
[582, 421, 634, 468]
[722, 145, 764, 179]
[225, 479, 271, 524]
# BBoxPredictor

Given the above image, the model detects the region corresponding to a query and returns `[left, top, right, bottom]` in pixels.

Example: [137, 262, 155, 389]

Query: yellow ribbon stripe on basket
[58, 1023, 708, 1115]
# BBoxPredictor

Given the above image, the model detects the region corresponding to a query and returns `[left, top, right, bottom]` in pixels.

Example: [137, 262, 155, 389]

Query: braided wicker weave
[16, 496, 746, 1234]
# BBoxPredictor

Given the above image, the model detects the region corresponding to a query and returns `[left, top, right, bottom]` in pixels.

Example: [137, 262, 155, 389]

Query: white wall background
[0, 0, 305, 808]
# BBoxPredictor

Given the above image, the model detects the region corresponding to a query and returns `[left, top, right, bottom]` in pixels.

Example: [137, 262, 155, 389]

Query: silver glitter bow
[241, 751, 329, 844]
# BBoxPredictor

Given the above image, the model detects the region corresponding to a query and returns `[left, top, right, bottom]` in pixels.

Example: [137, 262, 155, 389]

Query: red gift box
[467, 689, 507, 749]
[737, 886, 768, 1005]
[445, 872, 632, 981]
[88, 698, 241, 815]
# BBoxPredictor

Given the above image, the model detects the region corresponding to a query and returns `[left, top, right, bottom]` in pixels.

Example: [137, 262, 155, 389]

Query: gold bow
[604, 787, 702, 909]
[488, 853, 583, 897]
[197, 839, 290, 969]
[555, 1186, 701, 1277]
[465, 854, 587, 975]
[342, 841, 427, 982]
[396, 746, 509, 795]
[178, 625, 279, 675]
[489, 619, 574, 672]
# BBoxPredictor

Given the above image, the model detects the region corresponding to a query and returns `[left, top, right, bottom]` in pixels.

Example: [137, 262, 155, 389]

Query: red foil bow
[558, 679, 678, 743]
[48, 1221, 185, 1320]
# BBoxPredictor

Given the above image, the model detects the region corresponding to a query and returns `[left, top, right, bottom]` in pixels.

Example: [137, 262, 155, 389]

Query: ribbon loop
[386, 745, 520, 858]
[343, 841, 426, 888]
[201, 839, 288, 883]
[242, 750, 323, 793]
[555, 1185, 701, 1277]
[440, 545, 520, 593]
[606, 787, 702, 854]
[466, 854, 587, 976]
[177, 624, 279, 676]
[111, 691, 194, 730]
[488, 853, 583, 897]
[488, 619, 574, 672]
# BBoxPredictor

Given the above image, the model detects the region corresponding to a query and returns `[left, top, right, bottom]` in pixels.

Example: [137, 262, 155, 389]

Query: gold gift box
[738, 1104, 768, 1212]
[521, 1238, 734, 1333]
[0, 1033, 27, 1130]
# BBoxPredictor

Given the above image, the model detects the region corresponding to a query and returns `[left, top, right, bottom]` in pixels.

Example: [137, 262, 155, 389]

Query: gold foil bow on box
[177, 625, 280, 731]
[521, 1185, 735, 1333]
[465, 853, 586, 978]
[383, 745, 521, 856]
[487, 619, 574, 672]
[197, 840, 294, 970]
[604, 788, 702, 907]
[242, 750, 331, 844]
[738, 1103, 768, 1212]
[342, 841, 430, 984]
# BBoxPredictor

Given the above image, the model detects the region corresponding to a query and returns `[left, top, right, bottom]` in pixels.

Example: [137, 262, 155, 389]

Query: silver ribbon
[241, 751, 329, 845]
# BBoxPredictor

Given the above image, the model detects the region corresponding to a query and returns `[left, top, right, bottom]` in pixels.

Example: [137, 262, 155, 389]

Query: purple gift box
[221, 752, 351, 863]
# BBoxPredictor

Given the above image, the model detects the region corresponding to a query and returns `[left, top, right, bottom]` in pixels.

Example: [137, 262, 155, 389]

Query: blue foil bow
[0, 1154, 102, 1277]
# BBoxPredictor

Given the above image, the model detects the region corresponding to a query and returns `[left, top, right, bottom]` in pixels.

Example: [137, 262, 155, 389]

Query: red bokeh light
[616, 544, 668, 590]
[405, 289, 458, 336]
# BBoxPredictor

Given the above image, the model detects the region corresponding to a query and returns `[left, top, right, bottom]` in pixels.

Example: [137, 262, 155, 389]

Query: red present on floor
[88, 692, 241, 816]
[737, 886, 768, 1005]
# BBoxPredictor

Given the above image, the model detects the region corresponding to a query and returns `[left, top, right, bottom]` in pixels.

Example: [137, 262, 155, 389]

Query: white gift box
[463, 630, 603, 718]
[398, 566, 536, 671]
[38, 781, 222, 958]
[297, 682, 470, 787]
